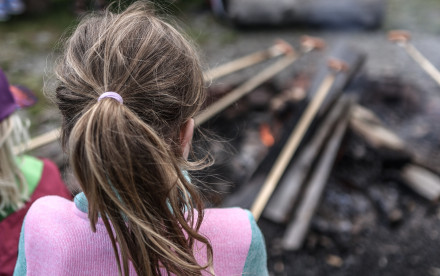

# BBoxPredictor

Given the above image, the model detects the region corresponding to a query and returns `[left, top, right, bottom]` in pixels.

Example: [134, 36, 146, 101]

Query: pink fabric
[24, 196, 252, 275]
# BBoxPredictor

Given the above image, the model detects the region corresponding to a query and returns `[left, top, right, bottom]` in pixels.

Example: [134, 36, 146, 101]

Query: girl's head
[53, 2, 211, 275]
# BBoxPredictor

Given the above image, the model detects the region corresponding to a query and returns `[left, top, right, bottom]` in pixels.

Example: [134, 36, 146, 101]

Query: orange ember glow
[260, 124, 275, 147]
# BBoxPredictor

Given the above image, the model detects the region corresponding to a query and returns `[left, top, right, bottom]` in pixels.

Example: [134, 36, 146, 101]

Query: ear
[180, 118, 194, 160]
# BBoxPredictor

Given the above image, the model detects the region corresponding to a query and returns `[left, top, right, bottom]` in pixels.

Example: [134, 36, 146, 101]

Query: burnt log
[283, 99, 353, 250]
[401, 164, 440, 202]
[350, 104, 440, 201]
[263, 95, 352, 223]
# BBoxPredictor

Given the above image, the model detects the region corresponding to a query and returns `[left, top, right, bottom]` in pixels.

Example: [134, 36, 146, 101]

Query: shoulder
[203, 207, 251, 225]
[22, 196, 74, 256]
[201, 207, 254, 242]
[199, 208, 268, 274]
[25, 196, 73, 226]
[21, 196, 96, 271]
[19, 196, 122, 274]
[24, 195, 78, 238]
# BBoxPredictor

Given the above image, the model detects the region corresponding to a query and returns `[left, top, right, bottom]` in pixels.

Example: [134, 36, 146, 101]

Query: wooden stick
[203, 36, 324, 82]
[300, 35, 326, 53]
[203, 40, 293, 82]
[264, 95, 351, 223]
[350, 104, 406, 151]
[401, 164, 440, 202]
[195, 53, 298, 126]
[14, 127, 60, 155]
[283, 102, 352, 250]
[250, 59, 347, 221]
[389, 30, 440, 88]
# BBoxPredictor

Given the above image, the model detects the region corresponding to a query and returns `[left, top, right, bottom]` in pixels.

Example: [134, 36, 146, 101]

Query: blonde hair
[53, 2, 213, 275]
[0, 113, 30, 216]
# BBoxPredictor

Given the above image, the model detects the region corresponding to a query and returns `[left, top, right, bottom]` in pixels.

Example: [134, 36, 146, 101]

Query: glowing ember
[260, 124, 275, 147]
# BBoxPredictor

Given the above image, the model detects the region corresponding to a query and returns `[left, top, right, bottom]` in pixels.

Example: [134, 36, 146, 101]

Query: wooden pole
[389, 30, 440, 88]
[250, 59, 347, 221]
[350, 104, 406, 151]
[283, 101, 352, 250]
[203, 40, 293, 82]
[264, 95, 351, 223]
[401, 164, 440, 202]
[13, 127, 60, 155]
[195, 53, 298, 126]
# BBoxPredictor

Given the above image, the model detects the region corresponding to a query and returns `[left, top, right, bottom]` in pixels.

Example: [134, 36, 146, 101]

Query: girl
[0, 68, 71, 275]
[14, 2, 268, 275]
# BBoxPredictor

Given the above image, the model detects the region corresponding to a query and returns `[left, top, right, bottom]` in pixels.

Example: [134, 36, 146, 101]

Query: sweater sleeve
[13, 219, 27, 276]
[242, 210, 269, 275]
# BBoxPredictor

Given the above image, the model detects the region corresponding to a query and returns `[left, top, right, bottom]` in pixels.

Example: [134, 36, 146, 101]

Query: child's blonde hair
[53, 2, 213, 275]
[0, 114, 29, 216]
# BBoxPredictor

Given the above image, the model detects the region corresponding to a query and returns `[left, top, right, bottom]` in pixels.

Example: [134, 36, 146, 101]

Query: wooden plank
[350, 104, 406, 151]
[263, 95, 351, 223]
[250, 70, 339, 220]
[283, 101, 352, 250]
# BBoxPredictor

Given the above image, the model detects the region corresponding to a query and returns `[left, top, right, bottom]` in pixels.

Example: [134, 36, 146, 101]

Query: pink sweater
[14, 194, 267, 275]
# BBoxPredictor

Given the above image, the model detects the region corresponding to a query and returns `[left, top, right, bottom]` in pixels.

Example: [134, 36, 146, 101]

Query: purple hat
[0, 69, 37, 122]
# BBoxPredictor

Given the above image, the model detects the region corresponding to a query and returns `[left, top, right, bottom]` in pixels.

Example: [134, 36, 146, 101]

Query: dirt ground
[2, 0, 440, 275]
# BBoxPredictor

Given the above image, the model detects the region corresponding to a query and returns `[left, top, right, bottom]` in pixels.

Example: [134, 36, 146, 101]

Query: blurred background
[2, 0, 440, 275]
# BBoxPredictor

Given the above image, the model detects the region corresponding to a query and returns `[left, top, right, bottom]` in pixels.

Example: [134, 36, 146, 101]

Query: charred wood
[263, 95, 353, 223]
[283, 100, 353, 250]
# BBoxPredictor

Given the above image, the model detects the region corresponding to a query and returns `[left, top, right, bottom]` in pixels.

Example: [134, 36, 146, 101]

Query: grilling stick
[203, 40, 293, 82]
[388, 30, 440, 88]
[250, 58, 347, 221]
[204, 36, 324, 82]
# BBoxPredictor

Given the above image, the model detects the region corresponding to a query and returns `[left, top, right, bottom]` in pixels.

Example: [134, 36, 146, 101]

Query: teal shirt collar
[74, 192, 89, 213]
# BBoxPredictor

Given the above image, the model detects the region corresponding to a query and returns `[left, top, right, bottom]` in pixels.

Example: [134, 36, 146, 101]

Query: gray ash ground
[260, 131, 440, 276]
[199, 73, 440, 275]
